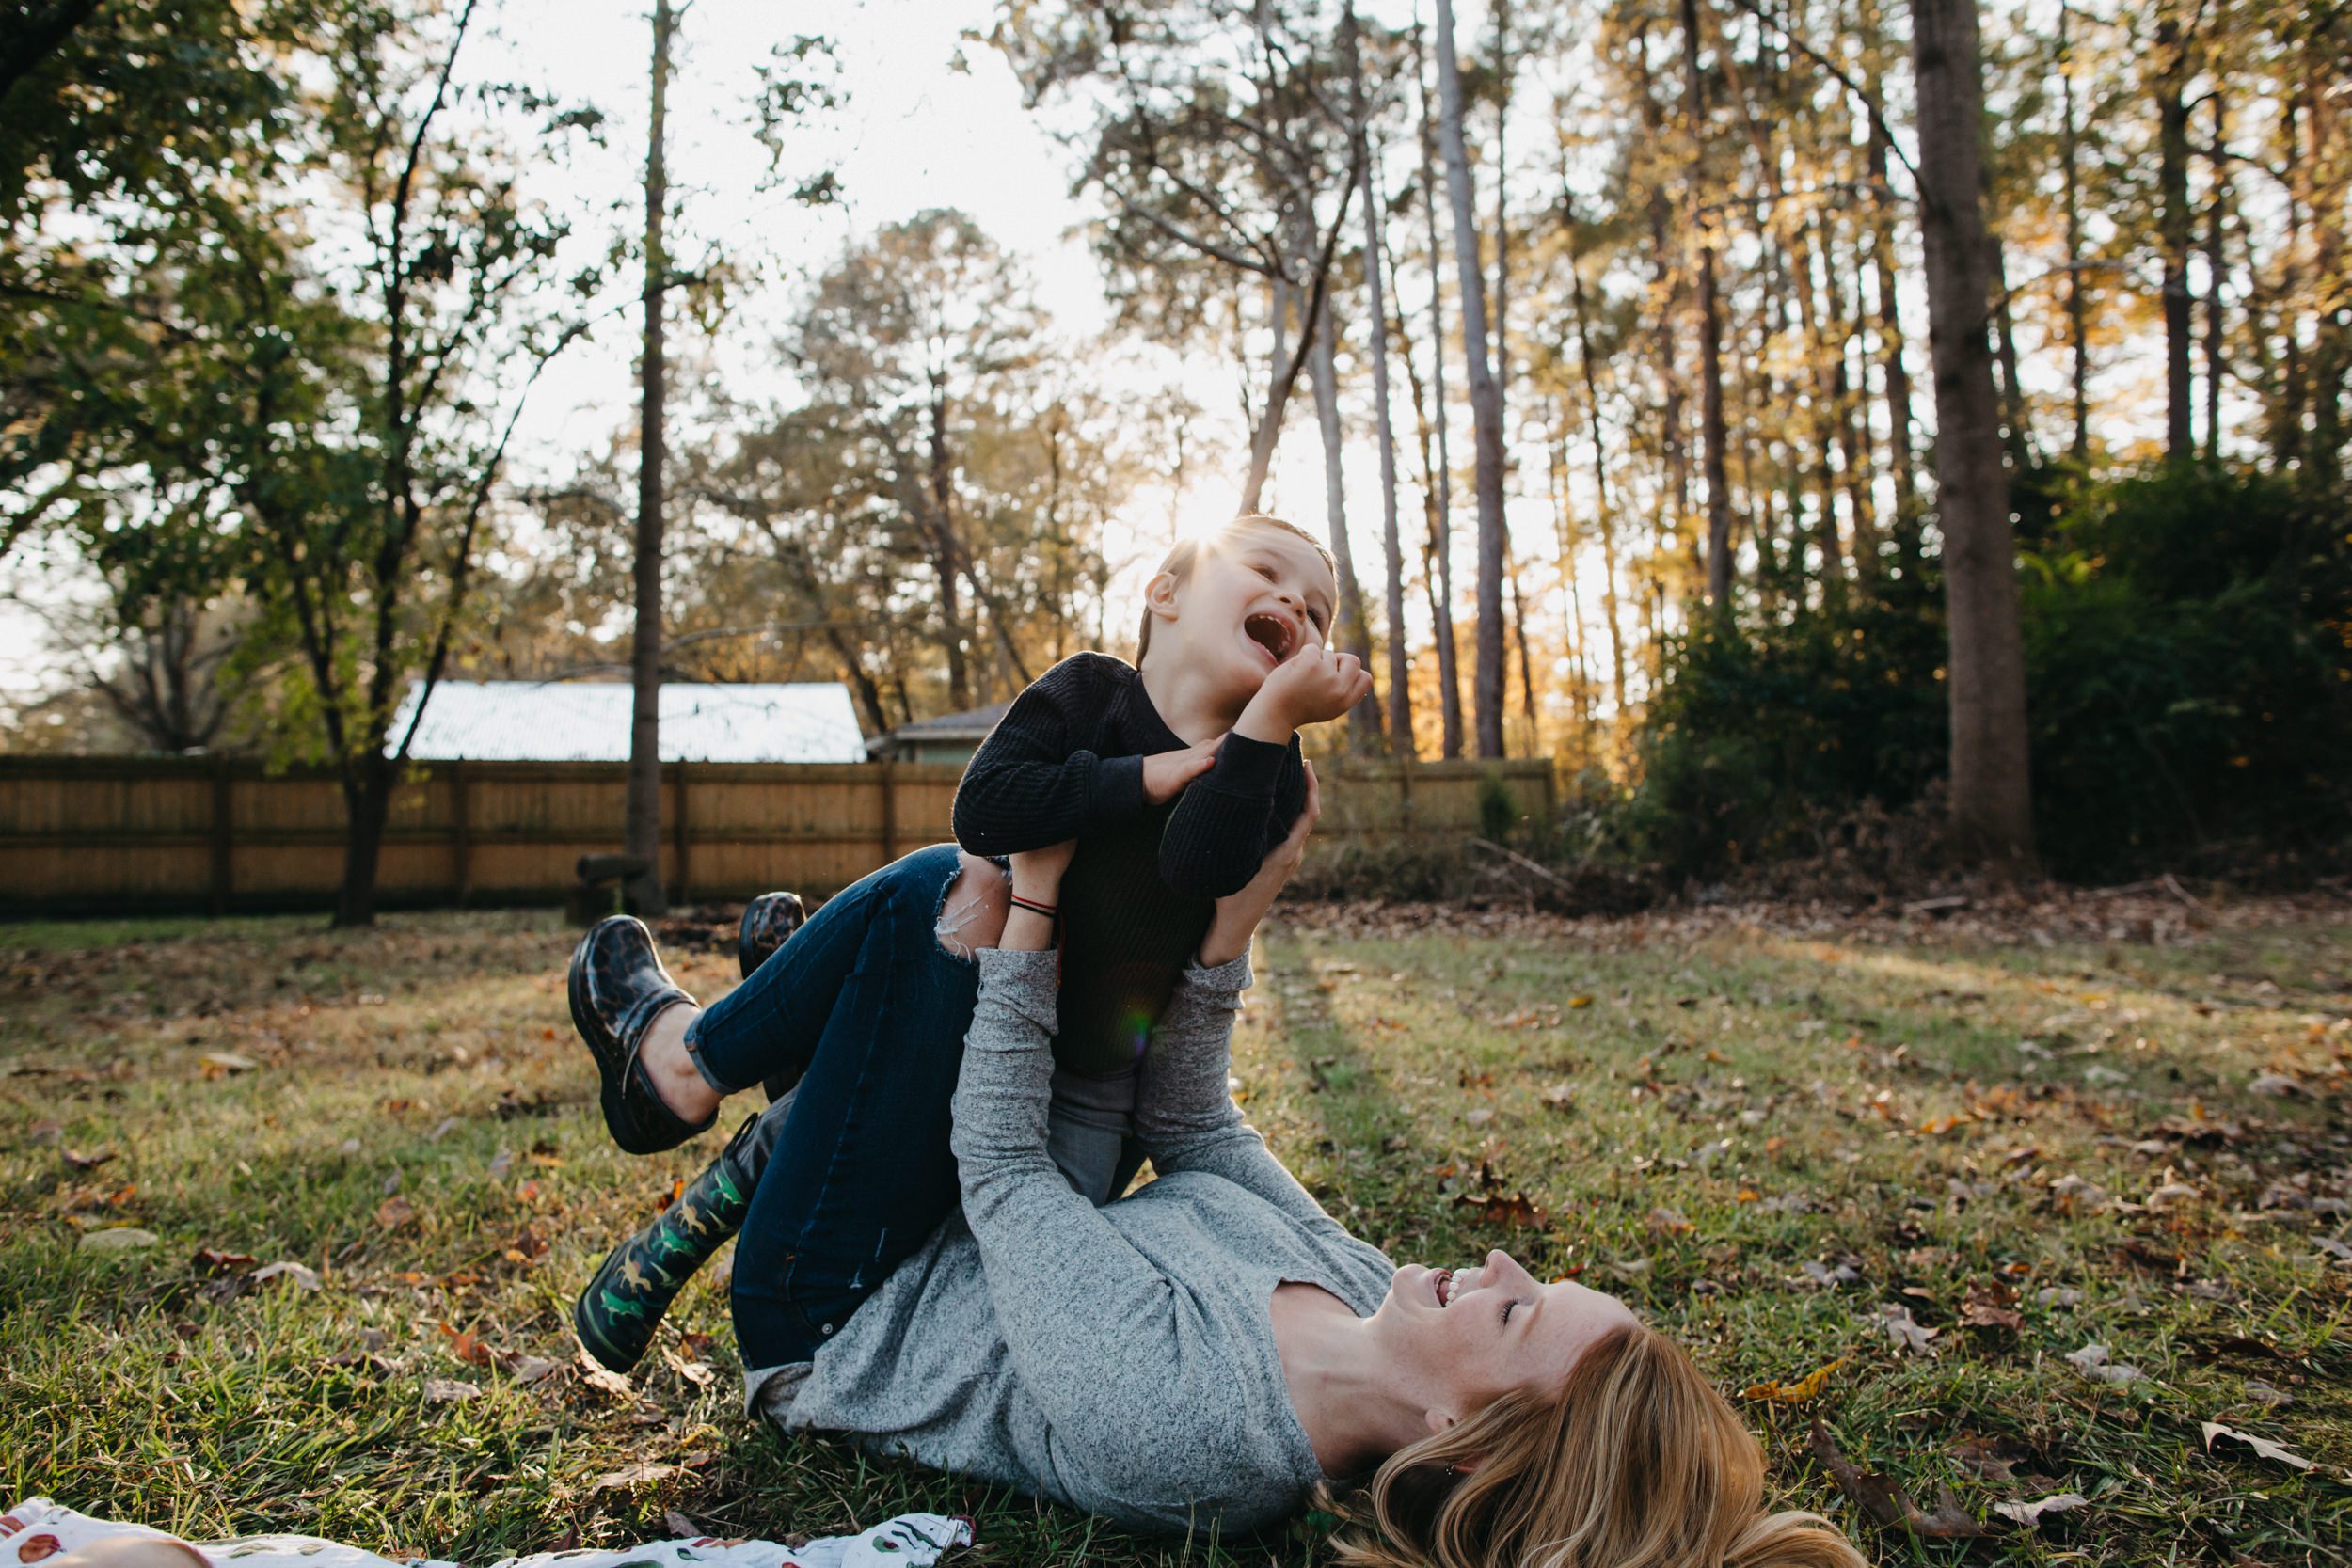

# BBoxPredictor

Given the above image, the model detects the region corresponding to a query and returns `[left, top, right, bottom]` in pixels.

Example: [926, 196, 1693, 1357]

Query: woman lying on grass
[561, 784, 1861, 1566]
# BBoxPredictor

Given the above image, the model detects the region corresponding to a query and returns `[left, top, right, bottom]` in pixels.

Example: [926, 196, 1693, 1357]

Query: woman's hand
[1198, 760, 1319, 967]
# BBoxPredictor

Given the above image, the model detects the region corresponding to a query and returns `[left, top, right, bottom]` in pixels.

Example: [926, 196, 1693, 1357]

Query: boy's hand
[1142, 735, 1225, 803]
[1234, 648, 1374, 744]
[1199, 761, 1320, 966]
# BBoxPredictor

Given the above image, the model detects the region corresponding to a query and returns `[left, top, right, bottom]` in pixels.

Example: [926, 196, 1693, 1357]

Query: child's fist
[1241, 646, 1374, 738]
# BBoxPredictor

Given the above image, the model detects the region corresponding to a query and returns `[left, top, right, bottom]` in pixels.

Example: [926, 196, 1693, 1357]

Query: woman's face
[1368, 1249, 1636, 1428]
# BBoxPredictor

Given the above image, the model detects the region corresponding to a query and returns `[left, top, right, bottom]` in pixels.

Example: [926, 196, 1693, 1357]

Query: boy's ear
[1143, 568, 1183, 625]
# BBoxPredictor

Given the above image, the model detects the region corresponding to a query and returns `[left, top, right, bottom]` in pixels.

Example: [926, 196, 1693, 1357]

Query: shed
[389, 681, 867, 763]
[865, 701, 1009, 766]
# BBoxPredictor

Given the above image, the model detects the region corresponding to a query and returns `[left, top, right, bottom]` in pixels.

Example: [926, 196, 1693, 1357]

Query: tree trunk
[1490, 0, 1512, 440]
[1681, 0, 1734, 610]
[1434, 0, 1507, 758]
[2058, 1, 2090, 466]
[625, 0, 676, 917]
[1414, 25, 1466, 759]
[1913, 0, 2036, 870]
[927, 391, 972, 712]
[1309, 290, 1382, 747]
[332, 765, 393, 929]
[1868, 119, 1922, 561]
[2205, 89, 2228, 460]
[2156, 14, 2194, 460]
[1564, 182, 1629, 717]
[1350, 8, 1412, 758]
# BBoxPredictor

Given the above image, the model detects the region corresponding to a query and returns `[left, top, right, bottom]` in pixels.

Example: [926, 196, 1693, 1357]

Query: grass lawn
[2, 893, 2347, 1566]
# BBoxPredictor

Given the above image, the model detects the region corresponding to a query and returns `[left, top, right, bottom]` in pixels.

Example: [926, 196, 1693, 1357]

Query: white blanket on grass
[0, 1499, 972, 1568]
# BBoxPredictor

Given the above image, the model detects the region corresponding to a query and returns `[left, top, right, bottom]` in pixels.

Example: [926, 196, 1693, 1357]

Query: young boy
[951, 512, 1369, 1198]
[565, 513, 1368, 1370]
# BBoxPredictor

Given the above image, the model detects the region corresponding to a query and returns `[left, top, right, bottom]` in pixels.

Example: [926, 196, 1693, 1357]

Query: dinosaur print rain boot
[574, 1111, 764, 1374]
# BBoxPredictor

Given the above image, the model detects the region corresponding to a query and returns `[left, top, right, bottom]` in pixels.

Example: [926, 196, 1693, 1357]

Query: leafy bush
[1618, 466, 2352, 883]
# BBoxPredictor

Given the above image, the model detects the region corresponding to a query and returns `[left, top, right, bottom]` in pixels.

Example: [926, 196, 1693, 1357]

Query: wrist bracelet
[1009, 895, 1058, 921]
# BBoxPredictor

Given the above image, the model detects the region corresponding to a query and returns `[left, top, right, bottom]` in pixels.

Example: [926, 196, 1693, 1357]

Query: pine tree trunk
[2205, 90, 2228, 460]
[1914, 0, 2036, 871]
[1868, 120, 1922, 558]
[625, 0, 676, 918]
[1682, 0, 1733, 610]
[1414, 29, 1466, 760]
[2058, 1, 2090, 466]
[1309, 294, 1382, 747]
[1565, 186, 1629, 717]
[2157, 15, 2195, 460]
[1435, 0, 1508, 758]
[1350, 8, 1412, 758]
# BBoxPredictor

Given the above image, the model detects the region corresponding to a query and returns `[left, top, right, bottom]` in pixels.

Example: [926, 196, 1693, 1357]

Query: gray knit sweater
[745, 947, 1394, 1536]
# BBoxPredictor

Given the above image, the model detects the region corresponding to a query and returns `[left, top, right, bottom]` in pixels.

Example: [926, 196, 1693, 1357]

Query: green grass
[3, 897, 2347, 1565]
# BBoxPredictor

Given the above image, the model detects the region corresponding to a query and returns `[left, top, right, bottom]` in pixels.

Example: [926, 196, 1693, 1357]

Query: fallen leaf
[1646, 1206, 1694, 1237]
[2249, 1072, 2303, 1097]
[1946, 1436, 2020, 1482]
[192, 1247, 257, 1275]
[444, 1326, 494, 1367]
[2201, 1421, 2316, 1472]
[2065, 1342, 2145, 1386]
[62, 1148, 115, 1170]
[420, 1377, 480, 1403]
[1994, 1493, 2090, 1528]
[199, 1051, 259, 1077]
[248, 1259, 322, 1291]
[27, 1119, 62, 1144]
[77, 1227, 159, 1252]
[579, 1354, 635, 1400]
[1876, 1303, 1940, 1357]
[661, 1512, 698, 1540]
[504, 1354, 565, 1386]
[2243, 1380, 2294, 1408]
[1807, 1420, 1996, 1539]
[1740, 1358, 1843, 1405]
[591, 1463, 678, 1494]
[375, 1196, 417, 1231]
[1453, 1191, 1548, 1227]
[1567, 994, 1594, 1007]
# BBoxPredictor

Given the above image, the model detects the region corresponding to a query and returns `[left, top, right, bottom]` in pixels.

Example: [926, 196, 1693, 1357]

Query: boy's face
[1158, 526, 1337, 701]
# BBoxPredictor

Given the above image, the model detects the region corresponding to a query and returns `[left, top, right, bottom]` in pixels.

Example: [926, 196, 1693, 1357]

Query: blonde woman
[566, 776, 1862, 1565]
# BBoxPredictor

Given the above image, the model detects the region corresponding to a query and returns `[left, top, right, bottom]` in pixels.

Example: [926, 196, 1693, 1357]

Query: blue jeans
[687, 845, 983, 1368]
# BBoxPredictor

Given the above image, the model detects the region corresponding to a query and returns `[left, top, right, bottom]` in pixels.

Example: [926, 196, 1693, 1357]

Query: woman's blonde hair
[1328, 1323, 1863, 1568]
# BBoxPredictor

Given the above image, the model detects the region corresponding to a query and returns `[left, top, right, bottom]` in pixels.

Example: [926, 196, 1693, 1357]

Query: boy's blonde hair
[1136, 514, 1338, 662]
[1329, 1323, 1864, 1568]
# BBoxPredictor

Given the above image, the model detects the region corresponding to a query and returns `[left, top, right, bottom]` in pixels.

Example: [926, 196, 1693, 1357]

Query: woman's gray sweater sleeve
[948, 951, 1203, 1449]
[1131, 954, 1354, 1238]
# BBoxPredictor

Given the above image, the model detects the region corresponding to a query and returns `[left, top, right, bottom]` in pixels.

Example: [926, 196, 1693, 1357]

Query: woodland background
[3, 0, 2348, 924]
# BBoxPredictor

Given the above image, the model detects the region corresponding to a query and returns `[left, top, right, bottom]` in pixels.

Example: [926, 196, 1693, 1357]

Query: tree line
[3, 0, 2346, 921]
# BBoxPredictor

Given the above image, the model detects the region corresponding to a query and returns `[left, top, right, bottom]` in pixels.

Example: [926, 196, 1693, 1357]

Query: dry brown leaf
[62, 1148, 115, 1170]
[1876, 1303, 1939, 1357]
[374, 1196, 417, 1231]
[2201, 1421, 2316, 1473]
[1806, 1420, 1997, 1539]
[591, 1463, 678, 1494]
[1646, 1206, 1694, 1237]
[420, 1377, 480, 1403]
[199, 1051, 259, 1078]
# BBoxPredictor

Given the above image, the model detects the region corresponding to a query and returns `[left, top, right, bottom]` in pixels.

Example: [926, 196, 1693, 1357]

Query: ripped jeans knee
[932, 850, 1011, 961]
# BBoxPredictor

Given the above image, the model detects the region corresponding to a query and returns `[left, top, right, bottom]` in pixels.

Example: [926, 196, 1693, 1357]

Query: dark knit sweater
[951, 653, 1307, 1077]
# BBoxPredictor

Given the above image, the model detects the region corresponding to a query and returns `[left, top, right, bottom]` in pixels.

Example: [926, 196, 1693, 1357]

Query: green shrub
[1618, 465, 2352, 883]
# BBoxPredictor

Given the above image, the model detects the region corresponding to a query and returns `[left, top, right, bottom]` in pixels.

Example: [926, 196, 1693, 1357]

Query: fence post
[878, 758, 898, 866]
[672, 762, 691, 906]
[210, 759, 234, 914]
[451, 762, 472, 904]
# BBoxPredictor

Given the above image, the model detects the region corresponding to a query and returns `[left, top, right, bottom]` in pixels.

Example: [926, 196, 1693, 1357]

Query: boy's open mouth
[1243, 610, 1295, 664]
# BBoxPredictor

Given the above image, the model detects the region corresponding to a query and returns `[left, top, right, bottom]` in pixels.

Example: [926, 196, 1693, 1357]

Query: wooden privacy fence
[0, 755, 1557, 916]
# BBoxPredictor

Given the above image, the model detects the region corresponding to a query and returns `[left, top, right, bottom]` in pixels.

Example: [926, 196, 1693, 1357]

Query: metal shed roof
[388, 681, 867, 764]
